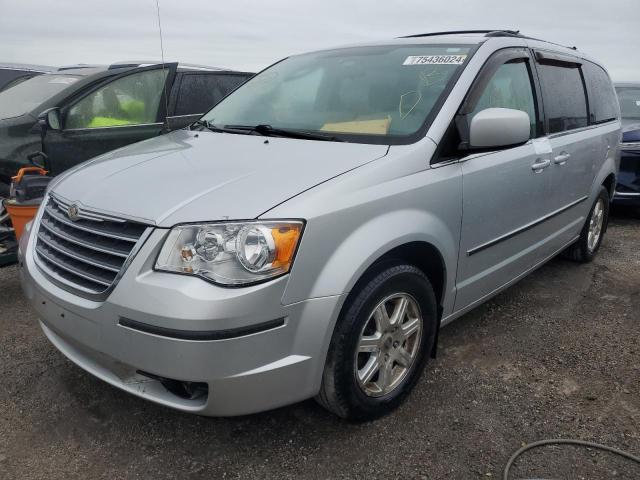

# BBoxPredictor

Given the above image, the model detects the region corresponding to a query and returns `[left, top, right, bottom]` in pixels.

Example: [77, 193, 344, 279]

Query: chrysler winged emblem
[67, 204, 80, 221]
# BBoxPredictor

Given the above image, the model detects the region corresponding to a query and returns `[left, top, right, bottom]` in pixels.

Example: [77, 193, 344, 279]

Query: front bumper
[613, 191, 640, 206]
[18, 224, 345, 416]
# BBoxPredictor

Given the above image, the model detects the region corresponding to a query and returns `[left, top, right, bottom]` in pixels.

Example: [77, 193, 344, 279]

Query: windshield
[202, 44, 473, 143]
[0, 74, 81, 119]
[616, 87, 640, 121]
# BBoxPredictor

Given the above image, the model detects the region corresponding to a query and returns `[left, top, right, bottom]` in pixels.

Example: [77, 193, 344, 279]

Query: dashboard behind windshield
[202, 44, 474, 144]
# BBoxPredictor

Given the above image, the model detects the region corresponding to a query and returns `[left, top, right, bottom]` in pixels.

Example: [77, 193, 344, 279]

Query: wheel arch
[335, 240, 448, 359]
[345, 241, 447, 311]
[602, 172, 616, 201]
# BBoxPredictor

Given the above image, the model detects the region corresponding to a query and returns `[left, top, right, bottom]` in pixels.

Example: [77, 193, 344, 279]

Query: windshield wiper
[225, 124, 345, 142]
[190, 119, 251, 135]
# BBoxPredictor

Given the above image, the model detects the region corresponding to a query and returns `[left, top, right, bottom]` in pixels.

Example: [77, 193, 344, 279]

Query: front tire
[565, 186, 610, 263]
[316, 263, 438, 420]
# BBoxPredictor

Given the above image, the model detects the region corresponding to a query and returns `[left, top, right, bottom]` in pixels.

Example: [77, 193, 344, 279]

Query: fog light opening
[137, 371, 208, 401]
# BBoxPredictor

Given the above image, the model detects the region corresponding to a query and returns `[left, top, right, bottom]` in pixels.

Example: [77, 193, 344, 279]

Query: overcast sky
[1, 0, 638, 80]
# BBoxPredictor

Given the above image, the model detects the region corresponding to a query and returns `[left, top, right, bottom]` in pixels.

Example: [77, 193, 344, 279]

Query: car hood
[51, 129, 388, 226]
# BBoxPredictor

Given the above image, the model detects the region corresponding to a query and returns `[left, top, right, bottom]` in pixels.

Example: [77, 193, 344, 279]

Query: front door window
[470, 60, 537, 138]
[65, 69, 168, 129]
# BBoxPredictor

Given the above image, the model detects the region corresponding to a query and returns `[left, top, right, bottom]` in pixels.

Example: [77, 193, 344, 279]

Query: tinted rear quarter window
[583, 61, 618, 124]
[537, 61, 588, 134]
[174, 73, 250, 116]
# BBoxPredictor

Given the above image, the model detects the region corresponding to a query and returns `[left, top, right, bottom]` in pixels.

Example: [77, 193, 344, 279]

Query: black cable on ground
[503, 438, 640, 480]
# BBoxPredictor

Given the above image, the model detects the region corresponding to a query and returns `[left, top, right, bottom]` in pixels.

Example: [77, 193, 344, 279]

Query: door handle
[554, 152, 571, 165]
[531, 158, 551, 173]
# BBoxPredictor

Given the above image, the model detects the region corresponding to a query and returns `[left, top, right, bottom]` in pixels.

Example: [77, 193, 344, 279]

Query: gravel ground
[0, 211, 638, 479]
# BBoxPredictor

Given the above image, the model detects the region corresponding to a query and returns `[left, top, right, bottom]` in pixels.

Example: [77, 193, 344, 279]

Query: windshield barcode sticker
[403, 55, 467, 66]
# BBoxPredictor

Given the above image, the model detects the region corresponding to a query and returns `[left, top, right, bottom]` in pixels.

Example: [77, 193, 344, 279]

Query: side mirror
[469, 108, 530, 149]
[37, 107, 61, 131]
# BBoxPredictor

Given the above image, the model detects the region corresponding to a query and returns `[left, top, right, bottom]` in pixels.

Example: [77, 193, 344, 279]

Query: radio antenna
[155, 0, 170, 126]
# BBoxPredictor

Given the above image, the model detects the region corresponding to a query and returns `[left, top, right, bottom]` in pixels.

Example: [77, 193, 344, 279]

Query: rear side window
[537, 63, 588, 134]
[583, 62, 618, 124]
[173, 73, 249, 116]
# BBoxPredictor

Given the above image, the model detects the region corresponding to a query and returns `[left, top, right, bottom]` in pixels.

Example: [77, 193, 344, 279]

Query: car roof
[22, 62, 251, 117]
[54, 61, 250, 76]
[106, 61, 240, 72]
[303, 29, 595, 64]
[396, 29, 581, 50]
[53, 66, 109, 76]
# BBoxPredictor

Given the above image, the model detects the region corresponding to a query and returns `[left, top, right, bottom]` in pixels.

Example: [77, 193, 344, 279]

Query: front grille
[35, 195, 148, 295]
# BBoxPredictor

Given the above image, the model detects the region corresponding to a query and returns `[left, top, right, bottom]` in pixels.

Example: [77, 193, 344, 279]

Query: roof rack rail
[108, 62, 159, 70]
[399, 30, 580, 53]
[57, 64, 102, 71]
[400, 29, 521, 39]
[485, 30, 521, 37]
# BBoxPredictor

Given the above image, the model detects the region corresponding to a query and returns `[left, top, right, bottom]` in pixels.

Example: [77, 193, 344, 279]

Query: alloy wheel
[587, 198, 605, 252]
[355, 293, 423, 397]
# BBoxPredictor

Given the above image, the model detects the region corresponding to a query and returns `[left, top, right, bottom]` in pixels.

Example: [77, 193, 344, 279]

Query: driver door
[454, 49, 557, 311]
[43, 63, 177, 175]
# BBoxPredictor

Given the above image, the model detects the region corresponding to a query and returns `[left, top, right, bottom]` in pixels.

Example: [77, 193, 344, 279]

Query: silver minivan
[18, 30, 620, 420]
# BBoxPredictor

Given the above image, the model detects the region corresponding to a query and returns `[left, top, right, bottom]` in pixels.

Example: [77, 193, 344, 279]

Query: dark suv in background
[614, 83, 640, 206]
[0, 61, 252, 193]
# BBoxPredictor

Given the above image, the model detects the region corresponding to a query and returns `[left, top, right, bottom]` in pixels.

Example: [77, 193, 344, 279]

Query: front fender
[298, 208, 457, 304]
[277, 147, 462, 315]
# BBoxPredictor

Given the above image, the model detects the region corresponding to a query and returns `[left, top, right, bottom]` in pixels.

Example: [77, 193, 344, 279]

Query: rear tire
[316, 263, 437, 421]
[564, 186, 609, 263]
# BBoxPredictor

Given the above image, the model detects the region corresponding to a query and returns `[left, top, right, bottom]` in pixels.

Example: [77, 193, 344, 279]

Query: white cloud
[0, 0, 638, 80]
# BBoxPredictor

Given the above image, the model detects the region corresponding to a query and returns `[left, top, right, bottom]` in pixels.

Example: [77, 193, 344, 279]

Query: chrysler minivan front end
[18, 190, 356, 415]
[19, 40, 475, 417]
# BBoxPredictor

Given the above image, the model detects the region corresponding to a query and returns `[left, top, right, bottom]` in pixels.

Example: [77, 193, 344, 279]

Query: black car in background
[0, 63, 55, 92]
[614, 83, 640, 207]
[0, 62, 252, 194]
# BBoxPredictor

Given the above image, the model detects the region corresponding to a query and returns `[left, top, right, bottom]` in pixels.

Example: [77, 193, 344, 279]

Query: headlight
[155, 220, 303, 286]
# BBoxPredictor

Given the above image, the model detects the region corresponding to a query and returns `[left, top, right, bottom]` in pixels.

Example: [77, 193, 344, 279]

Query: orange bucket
[4, 166, 49, 240]
[4, 200, 39, 240]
